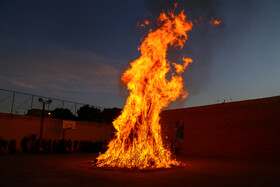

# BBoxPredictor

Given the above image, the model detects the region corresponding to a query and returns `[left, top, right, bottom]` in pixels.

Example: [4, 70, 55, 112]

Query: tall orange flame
[96, 9, 193, 169]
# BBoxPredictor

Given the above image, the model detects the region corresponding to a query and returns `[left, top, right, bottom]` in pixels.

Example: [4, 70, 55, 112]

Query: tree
[102, 107, 122, 124]
[52, 108, 75, 120]
[77, 105, 102, 122]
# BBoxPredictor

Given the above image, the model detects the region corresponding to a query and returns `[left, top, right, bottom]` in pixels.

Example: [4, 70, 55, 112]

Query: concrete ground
[0, 153, 280, 187]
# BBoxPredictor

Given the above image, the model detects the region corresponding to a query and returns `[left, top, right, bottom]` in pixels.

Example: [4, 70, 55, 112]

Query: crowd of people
[0, 138, 13, 155]
[0, 136, 108, 155]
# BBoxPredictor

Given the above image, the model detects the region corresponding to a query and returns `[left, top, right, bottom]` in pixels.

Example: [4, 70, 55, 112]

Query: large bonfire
[96, 7, 193, 169]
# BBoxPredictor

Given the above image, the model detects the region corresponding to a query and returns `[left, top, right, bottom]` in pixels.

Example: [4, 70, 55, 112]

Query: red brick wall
[160, 96, 280, 159]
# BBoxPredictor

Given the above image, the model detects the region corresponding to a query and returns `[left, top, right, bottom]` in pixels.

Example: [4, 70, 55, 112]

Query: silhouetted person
[0, 139, 3, 155]
[20, 137, 28, 153]
[74, 140, 79, 152]
[41, 139, 46, 153]
[67, 139, 72, 153]
[46, 139, 51, 153]
[34, 139, 40, 154]
[79, 141, 83, 152]
[30, 135, 36, 153]
[0, 138, 8, 155]
[8, 140, 16, 154]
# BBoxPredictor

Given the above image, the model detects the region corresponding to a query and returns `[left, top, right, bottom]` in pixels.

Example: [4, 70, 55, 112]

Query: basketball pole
[38, 98, 52, 139]
[39, 102, 45, 139]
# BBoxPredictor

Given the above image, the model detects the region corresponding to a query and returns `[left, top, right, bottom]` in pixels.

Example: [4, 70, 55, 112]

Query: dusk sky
[0, 0, 280, 109]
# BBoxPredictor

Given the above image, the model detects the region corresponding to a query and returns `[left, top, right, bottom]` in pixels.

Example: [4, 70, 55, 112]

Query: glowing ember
[96, 7, 193, 169]
[210, 17, 222, 25]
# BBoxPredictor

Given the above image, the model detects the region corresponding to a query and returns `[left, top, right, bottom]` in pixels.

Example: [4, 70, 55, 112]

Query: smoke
[142, 0, 224, 107]
[144, 0, 222, 19]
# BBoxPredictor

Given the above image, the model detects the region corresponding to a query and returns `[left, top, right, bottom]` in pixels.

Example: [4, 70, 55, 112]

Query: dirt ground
[0, 153, 280, 187]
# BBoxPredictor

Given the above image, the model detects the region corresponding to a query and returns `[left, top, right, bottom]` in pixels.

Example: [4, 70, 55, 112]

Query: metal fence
[0, 88, 104, 116]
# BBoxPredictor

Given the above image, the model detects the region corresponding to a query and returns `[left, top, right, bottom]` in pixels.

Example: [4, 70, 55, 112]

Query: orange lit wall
[161, 96, 280, 159]
[0, 113, 113, 151]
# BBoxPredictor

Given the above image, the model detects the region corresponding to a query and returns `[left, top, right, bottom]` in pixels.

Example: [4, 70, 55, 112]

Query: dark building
[26, 109, 52, 117]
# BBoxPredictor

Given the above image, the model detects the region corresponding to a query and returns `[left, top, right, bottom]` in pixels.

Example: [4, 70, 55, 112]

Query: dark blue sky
[0, 0, 280, 109]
